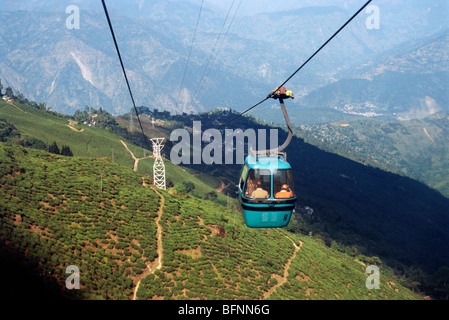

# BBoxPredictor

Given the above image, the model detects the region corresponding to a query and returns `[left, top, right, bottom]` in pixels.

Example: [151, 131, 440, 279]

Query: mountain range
[294, 29, 449, 122]
[0, 0, 448, 124]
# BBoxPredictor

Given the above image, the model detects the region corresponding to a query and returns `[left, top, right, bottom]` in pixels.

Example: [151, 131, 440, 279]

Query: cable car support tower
[151, 138, 166, 190]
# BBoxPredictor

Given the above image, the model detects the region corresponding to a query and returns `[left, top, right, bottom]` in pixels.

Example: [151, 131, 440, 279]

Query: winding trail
[66, 120, 84, 132]
[133, 186, 165, 300]
[4, 100, 27, 113]
[215, 178, 230, 193]
[120, 139, 152, 172]
[131, 180, 301, 300]
[263, 235, 303, 300]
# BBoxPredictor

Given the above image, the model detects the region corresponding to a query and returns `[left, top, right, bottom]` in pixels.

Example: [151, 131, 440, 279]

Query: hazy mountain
[291, 29, 449, 124]
[0, 0, 448, 121]
[0, 9, 227, 115]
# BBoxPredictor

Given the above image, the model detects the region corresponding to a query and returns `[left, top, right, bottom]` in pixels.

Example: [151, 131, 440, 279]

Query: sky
[193, 0, 367, 15]
[1, 0, 447, 18]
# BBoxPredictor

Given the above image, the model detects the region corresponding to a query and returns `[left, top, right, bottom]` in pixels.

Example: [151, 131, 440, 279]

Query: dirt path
[120, 139, 151, 172]
[263, 235, 303, 300]
[5, 100, 27, 113]
[133, 187, 165, 300]
[67, 120, 84, 132]
[215, 178, 230, 193]
[66, 120, 84, 132]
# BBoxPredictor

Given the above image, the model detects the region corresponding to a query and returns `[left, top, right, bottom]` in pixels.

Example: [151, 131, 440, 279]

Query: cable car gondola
[237, 87, 297, 228]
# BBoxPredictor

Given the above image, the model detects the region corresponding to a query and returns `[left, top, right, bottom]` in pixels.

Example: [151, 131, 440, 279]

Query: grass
[0, 99, 226, 202]
[0, 142, 422, 300]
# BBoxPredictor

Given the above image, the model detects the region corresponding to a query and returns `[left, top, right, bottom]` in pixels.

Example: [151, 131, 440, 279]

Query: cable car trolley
[237, 87, 297, 228]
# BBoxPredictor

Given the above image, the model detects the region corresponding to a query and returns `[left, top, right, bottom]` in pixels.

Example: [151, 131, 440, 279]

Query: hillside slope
[0, 143, 421, 300]
[140, 109, 449, 277]
[297, 111, 449, 197]
[0, 99, 224, 200]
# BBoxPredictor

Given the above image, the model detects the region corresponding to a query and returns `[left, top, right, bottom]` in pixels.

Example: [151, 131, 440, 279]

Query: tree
[48, 141, 60, 154]
[204, 191, 217, 200]
[166, 177, 174, 188]
[0, 119, 20, 142]
[5, 86, 13, 98]
[37, 102, 46, 111]
[16, 91, 26, 103]
[22, 137, 47, 150]
[61, 145, 73, 156]
[182, 181, 195, 193]
[0, 78, 3, 95]
[434, 266, 449, 300]
[345, 246, 358, 257]
[174, 184, 187, 196]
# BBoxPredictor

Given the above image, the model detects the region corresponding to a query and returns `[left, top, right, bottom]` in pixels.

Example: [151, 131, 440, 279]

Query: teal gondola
[237, 87, 297, 228]
[237, 154, 296, 228]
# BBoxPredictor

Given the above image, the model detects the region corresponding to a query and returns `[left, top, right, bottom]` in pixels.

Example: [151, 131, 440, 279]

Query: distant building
[83, 113, 99, 127]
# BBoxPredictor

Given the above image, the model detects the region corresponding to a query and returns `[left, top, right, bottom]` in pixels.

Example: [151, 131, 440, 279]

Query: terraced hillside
[0, 98, 225, 200]
[0, 143, 421, 300]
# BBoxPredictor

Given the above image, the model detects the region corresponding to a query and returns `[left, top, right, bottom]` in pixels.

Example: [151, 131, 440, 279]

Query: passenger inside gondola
[275, 184, 293, 198]
[273, 169, 295, 198]
[251, 180, 269, 199]
[244, 170, 257, 197]
[244, 169, 271, 199]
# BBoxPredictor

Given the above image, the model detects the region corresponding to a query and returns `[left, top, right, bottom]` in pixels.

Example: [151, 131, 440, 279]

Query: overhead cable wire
[216, 97, 269, 129]
[191, 0, 236, 103]
[101, 0, 149, 146]
[195, 0, 243, 100]
[176, 0, 205, 113]
[277, 0, 373, 89]
[217, 0, 373, 129]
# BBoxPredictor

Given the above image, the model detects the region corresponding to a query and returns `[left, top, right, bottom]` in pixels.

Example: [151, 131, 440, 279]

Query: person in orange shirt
[275, 184, 294, 199]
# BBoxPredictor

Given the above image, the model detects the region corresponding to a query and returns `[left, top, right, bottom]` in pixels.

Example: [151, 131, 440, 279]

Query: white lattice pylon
[150, 138, 166, 190]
